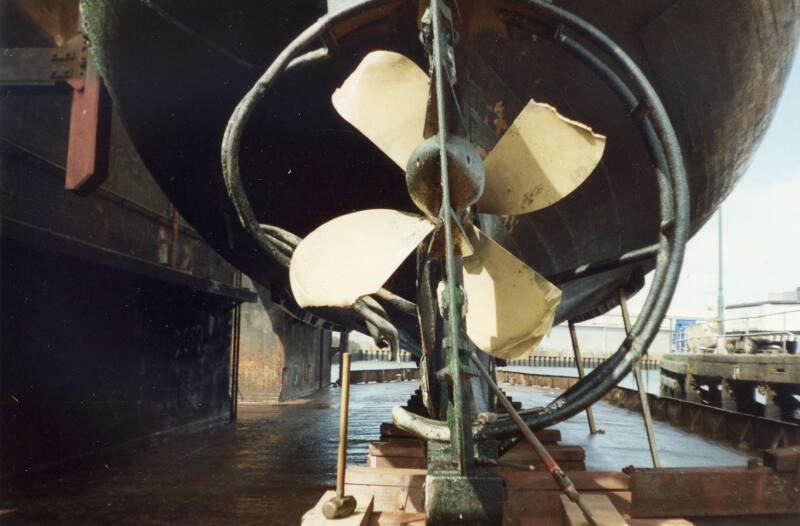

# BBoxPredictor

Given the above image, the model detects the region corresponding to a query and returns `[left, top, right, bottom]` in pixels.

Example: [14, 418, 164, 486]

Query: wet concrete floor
[1, 381, 749, 525]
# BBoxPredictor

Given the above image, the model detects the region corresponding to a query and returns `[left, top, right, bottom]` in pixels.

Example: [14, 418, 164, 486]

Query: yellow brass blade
[463, 227, 561, 360]
[332, 50, 429, 169]
[480, 100, 606, 215]
[290, 209, 434, 308]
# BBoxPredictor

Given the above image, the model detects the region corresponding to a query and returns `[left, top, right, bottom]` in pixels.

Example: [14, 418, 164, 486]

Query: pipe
[548, 243, 659, 285]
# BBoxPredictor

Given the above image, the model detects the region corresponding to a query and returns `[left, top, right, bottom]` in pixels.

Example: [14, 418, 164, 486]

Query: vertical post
[717, 209, 725, 353]
[229, 270, 242, 422]
[668, 316, 673, 353]
[568, 321, 599, 434]
[602, 326, 607, 353]
[619, 289, 661, 467]
[338, 332, 349, 386]
[431, 0, 471, 473]
[336, 353, 352, 497]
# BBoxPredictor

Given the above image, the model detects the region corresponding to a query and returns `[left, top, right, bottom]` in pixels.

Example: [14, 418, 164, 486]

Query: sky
[627, 45, 800, 319]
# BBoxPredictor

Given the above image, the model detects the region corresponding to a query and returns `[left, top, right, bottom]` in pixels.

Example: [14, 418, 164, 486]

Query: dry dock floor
[0, 382, 760, 525]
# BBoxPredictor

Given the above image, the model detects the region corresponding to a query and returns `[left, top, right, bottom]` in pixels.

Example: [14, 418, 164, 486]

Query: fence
[505, 355, 660, 370]
[331, 349, 415, 364]
[332, 350, 658, 370]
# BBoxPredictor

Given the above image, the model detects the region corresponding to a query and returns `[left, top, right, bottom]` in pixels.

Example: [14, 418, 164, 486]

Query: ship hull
[83, 0, 800, 345]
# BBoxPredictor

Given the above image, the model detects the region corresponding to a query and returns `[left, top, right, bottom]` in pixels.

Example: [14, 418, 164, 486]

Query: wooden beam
[503, 471, 629, 491]
[369, 441, 424, 459]
[631, 467, 800, 518]
[764, 446, 800, 473]
[501, 442, 585, 463]
[367, 511, 426, 526]
[561, 494, 627, 526]
[65, 57, 101, 190]
[346, 466, 426, 488]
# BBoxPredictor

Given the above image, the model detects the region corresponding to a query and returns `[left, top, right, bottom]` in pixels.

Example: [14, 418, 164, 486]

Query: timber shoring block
[346, 466, 426, 488]
[369, 441, 425, 458]
[501, 442, 585, 463]
[503, 471, 629, 491]
[764, 446, 800, 472]
[368, 511, 426, 525]
[379, 423, 415, 439]
[345, 468, 425, 513]
[347, 466, 622, 490]
[510, 490, 631, 525]
[561, 493, 628, 526]
[368, 455, 425, 469]
[500, 460, 586, 472]
[630, 466, 800, 518]
[626, 519, 695, 525]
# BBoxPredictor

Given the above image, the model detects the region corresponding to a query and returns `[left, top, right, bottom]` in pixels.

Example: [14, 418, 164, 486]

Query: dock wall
[237, 277, 332, 403]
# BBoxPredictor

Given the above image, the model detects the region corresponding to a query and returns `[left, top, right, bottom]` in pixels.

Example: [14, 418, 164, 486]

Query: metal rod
[230, 270, 242, 422]
[568, 321, 599, 434]
[431, 0, 470, 474]
[468, 352, 598, 526]
[618, 290, 661, 468]
[336, 352, 352, 497]
[717, 208, 725, 353]
[548, 243, 659, 285]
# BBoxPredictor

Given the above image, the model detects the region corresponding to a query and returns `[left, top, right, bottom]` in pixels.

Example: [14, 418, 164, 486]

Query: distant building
[766, 287, 800, 303]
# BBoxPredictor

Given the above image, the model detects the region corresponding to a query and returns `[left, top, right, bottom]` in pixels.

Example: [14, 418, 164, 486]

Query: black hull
[83, 0, 800, 345]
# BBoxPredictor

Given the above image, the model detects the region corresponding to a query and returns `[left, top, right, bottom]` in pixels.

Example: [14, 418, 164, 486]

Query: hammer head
[322, 494, 357, 519]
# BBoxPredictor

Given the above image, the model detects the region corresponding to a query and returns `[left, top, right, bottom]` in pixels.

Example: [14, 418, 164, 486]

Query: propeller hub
[405, 135, 485, 219]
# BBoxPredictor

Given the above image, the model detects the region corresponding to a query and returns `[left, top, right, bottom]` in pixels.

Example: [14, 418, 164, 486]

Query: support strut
[619, 289, 661, 468]
[568, 321, 601, 435]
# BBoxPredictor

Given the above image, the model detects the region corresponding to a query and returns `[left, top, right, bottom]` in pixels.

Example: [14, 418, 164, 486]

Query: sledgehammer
[323, 352, 357, 519]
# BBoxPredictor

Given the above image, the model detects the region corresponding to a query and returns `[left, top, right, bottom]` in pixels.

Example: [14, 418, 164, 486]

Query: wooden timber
[630, 466, 800, 518]
[560, 494, 627, 526]
[763, 445, 800, 472]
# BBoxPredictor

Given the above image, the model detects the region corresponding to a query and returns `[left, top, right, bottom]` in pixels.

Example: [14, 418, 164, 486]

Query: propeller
[289, 50, 606, 360]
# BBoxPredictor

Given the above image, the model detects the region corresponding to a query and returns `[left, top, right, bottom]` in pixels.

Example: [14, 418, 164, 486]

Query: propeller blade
[463, 227, 561, 360]
[332, 50, 429, 170]
[479, 100, 606, 215]
[290, 209, 434, 308]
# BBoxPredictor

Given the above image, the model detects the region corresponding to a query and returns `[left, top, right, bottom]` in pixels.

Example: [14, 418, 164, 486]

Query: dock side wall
[237, 277, 332, 403]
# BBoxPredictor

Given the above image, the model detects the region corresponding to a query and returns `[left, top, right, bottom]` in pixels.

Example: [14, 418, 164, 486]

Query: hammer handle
[336, 352, 352, 497]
